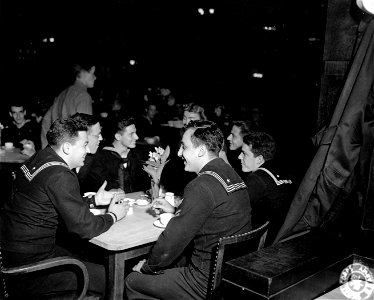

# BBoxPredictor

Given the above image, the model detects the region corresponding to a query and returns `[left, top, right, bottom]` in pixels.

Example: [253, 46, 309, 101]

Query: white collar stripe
[21, 162, 69, 182]
[257, 167, 292, 186]
[199, 171, 247, 193]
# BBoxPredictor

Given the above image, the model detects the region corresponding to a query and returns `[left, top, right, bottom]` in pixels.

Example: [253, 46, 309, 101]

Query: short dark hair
[232, 120, 253, 137]
[185, 120, 223, 155]
[72, 63, 95, 79]
[9, 102, 26, 111]
[242, 132, 276, 161]
[71, 113, 99, 128]
[109, 116, 136, 141]
[46, 117, 88, 147]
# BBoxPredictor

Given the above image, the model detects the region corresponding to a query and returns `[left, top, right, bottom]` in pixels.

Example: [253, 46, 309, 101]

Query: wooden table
[89, 191, 164, 300]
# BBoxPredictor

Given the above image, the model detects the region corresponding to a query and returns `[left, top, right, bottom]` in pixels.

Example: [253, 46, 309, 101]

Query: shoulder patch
[198, 170, 247, 194]
[21, 161, 69, 182]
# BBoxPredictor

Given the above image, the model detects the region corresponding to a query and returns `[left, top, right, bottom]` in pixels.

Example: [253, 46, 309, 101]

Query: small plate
[135, 199, 149, 206]
[153, 220, 166, 228]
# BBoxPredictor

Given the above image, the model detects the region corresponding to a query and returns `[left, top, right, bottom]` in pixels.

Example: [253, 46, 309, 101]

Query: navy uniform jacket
[82, 146, 150, 193]
[141, 157, 252, 297]
[244, 163, 293, 245]
[1, 146, 114, 265]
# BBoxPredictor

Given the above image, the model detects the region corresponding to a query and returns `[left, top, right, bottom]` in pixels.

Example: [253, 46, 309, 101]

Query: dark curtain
[274, 16, 374, 243]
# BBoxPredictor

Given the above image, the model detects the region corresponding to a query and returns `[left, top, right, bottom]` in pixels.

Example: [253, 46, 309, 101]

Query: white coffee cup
[159, 212, 174, 226]
[4, 142, 14, 149]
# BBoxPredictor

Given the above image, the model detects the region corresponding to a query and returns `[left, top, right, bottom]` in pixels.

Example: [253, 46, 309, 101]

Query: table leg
[107, 251, 126, 300]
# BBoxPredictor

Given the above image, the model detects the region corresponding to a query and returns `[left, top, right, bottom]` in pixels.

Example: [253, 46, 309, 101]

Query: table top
[0, 147, 29, 164]
[89, 191, 164, 251]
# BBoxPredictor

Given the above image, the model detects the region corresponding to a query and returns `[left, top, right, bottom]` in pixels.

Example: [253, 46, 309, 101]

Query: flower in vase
[143, 145, 170, 198]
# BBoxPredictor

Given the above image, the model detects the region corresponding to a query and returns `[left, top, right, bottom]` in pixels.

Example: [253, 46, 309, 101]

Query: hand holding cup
[107, 197, 130, 222]
[152, 197, 175, 214]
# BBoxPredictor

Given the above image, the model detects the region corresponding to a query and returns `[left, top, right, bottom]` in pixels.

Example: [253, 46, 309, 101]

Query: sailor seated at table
[1, 117, 129, 299]
[125, 120, 252, 300]
[239, 131, 294, 245]
[82, 116, 151, 194]
[70, 113, 103, 191]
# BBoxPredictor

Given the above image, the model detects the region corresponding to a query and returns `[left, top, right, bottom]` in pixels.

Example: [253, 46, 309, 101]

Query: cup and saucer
[4, 142, 14, 151]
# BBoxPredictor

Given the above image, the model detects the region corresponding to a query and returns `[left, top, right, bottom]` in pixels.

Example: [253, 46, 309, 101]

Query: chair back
[0, 244, 91, 300]
[208, 221, 270, 299]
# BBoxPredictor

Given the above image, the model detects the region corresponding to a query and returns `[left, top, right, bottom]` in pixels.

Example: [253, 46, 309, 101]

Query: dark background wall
[0, 0, 331, 181]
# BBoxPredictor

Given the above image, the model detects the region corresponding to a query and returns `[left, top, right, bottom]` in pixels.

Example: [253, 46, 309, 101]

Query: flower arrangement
[148, 147, 166, 164]
[143, 145, 170, 199]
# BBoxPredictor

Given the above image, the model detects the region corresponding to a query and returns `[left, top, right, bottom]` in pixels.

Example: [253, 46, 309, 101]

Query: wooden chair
[208, 221, 270, 300]
[0, 249, 98, 300]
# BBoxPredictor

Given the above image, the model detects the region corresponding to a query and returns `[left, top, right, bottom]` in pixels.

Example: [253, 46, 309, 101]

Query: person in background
[1, 117, 128, 299]
[226, 120, 254, 177]
[136, 101, 161, 146]
[83, 116, 150, 194]
[210, 104, 226, 130]
[159, 94, 181, 123]
[40, 62, 96, 148]
[161, 102, 208, 196]
[182, 102, 207, 126]
[250, 106, 265, 131]
[239, 131, 293, 245]
[1, 101, 41, 152]
[125, 120, 252, 300]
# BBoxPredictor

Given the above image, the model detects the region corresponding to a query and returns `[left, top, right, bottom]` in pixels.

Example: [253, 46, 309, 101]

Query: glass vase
[151, 179, 160, 200]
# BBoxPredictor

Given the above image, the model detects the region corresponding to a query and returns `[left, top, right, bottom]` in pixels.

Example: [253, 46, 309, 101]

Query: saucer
[135, 199, 149, 206]
[153, 220, 166, 228]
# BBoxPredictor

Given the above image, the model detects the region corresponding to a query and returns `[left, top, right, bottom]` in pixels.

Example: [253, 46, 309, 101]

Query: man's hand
[132, 259, 146, 273]
[95, 181, 115, 206]
[152, 198, 176, 214]
[107, 197, 129, 222]
[21, 139, 36, 157]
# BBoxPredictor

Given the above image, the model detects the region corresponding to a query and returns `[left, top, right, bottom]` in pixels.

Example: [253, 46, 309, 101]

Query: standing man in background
[40, 62, 96, 148]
